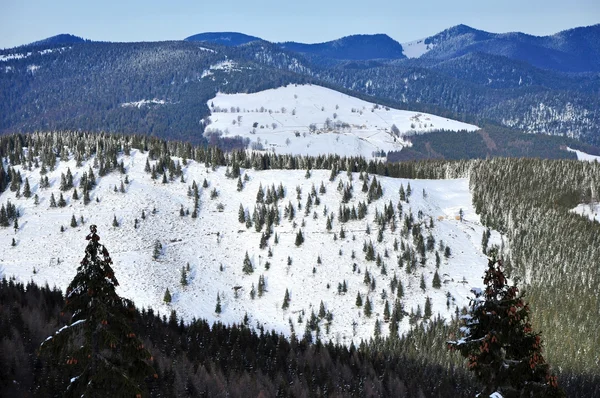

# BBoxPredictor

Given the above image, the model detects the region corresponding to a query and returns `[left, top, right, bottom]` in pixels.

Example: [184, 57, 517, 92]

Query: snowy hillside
[571, 203, 600, 222]
[401, 39, 435, 59]
[567, 147, 600, 162]
[0, 149, 498, 344]
[205, 84, 479, 159]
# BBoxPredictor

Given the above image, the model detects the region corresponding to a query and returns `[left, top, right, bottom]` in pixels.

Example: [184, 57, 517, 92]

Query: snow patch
[121, 99, 168, 109]
[401, 39, 436, 59]
[571, 203, 600, 222]
[567, 147, 600, 162]
[205, 84, 478, 159]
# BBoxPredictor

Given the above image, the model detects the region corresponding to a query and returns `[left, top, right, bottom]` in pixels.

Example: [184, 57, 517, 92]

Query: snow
[206, 84, 478, 159]
[571, 203, 600, 222]
[41, 319, 86, 345]
[0, 52, 30, 62]
[198, 47, 217, 53]
[567, 147, 600, 162]
[121, 99, 167, 108]
[401, 39, 435, 59]
[27, 65, 40, 73]
[0, 47, 70, 62]
[1, 149, 498, 344]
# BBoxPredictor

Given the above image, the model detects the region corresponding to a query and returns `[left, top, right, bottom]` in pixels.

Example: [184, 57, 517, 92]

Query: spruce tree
[432, 270, 442, 289]
[23, 178, 31, 198]
[215, 293, 222, 314]
[163, 288, 172, 303]
[242, 252, 253, 274]
[238, 204, 246, 224]
[282, 288, 290, 309]
[40, 225, 155, 397]
[448, 259, 565, 397]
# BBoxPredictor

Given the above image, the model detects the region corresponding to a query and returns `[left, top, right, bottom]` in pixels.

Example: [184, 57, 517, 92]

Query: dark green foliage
[282, 288, 290, 309]
[242, 252, 253, 274]
[39, 226, 154, 397]
[215, 293, 222, 314]
[432, 270, 442, 289]
[449, 260, 565, 397]
[363, 296, 372, 317]
[388, 125, 587, 162]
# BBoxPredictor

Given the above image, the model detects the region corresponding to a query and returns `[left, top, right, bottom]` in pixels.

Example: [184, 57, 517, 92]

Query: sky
[0, 0, 598, 49]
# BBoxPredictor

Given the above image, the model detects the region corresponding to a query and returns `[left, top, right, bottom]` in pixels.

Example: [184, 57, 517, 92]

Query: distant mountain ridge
[26, 33, 87, 47]
[420, 23, 600, 72]
[184, 32, 262, 46]
[3, 23, 599, 146]
[280, 34, 406, 60]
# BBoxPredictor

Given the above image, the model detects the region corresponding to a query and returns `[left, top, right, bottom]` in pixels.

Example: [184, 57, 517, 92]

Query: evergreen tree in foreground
[448, 259, 564, 397]
[40, 225, 155, 397]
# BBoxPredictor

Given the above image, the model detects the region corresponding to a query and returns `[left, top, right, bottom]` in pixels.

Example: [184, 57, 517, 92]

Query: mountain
[1, 132, 599, 396]
[280, 34, 406, 60]
[416, 23, 600, 73]
[0, 132, 495, 345]
[1, 25, 600, 146]
[184, 32, 263, 46]
[27, 33, 87, 47]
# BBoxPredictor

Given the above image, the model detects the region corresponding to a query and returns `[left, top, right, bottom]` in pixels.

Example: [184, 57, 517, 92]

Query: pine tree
[355, 292, 363, 307]
[243, 251, 253, 274]
[215, 293, 222, 314]
[71, 214, 78, 228]
[363, 296, 372, 317]
[238, 204, 246, 224]
[424, 296, 432, 319]
[295, 229, 304, 246]
[40, 225, 155, 397]
[448, 259, 565, 397]
[282, 288, 290, 309]
[164, 288, 172, 303]
[180, 266, 188, 286]
[152, 240, 162, 260]
[23, 178, 31, 198]
[112, 215, 119, 227]
[432, 270, 442, 289]
[58, 192, 67, 207]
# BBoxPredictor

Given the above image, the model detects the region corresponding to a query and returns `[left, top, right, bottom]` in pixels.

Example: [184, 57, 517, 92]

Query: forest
[0, 131, 599, 396]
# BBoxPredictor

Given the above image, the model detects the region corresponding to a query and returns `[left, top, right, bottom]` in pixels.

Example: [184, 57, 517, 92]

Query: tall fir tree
[448, 259, 565, 397]
[40, 225, 155, 397]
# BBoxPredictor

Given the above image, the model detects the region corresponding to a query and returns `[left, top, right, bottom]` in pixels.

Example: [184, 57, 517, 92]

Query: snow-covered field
[571, 203, 600, 222]
[567, 147, 600, 162]
[401, 39, 435, 59]
[205, 84, 478, 159]
[0, 149, 497, 344]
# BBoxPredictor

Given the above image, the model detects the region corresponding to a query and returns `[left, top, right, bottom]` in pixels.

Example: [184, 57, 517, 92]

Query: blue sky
[1, 0, 598, 48]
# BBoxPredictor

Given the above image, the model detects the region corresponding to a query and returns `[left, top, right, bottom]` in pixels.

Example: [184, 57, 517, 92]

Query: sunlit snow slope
[1, 149, 497, 344]
[205, 84, 478, 159]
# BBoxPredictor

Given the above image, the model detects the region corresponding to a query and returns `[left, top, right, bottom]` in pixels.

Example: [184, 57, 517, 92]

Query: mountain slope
[27, 33, 87, 47]
[0, 147, 497, 345]
[280, 34, 406, 60]
[419, 24, 600, 72]
[184, 32, 263, 46]
[205, 84, 478, 158]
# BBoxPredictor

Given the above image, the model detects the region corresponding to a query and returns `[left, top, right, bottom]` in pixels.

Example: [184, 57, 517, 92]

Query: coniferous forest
[0, 131, 599, 397]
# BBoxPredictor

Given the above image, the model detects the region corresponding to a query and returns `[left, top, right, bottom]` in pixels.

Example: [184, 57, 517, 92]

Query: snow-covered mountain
[205, 84, 478, 159]
[0, 148, 498, 344]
